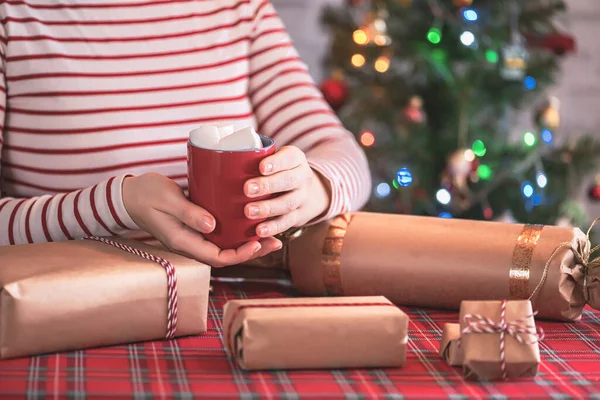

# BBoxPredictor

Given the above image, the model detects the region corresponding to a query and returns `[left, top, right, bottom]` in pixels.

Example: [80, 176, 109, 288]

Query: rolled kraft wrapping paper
[287, 212, 596, 321]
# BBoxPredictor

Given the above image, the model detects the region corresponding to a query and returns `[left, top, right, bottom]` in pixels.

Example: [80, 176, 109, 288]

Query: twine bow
[529, 217, 600, 303]
[461, 300, 544, 381]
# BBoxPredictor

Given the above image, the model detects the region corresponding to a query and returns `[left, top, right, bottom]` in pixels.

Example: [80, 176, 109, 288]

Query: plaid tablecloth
[1, 279, 600, 399]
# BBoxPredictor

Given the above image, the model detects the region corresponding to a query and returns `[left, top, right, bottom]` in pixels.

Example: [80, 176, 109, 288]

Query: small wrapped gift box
[222, 296, 409, 370]
[0, 237, 211, 359]
[439, 323, 463, 367]
[459, 300, 542, 381]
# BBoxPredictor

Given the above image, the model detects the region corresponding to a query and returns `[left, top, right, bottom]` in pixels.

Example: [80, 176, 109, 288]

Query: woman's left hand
[244, 145, 331, 239]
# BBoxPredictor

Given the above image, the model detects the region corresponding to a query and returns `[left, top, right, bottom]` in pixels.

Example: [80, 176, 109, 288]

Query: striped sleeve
[247, 0, 372, 221]
[0, 26, 137, 245]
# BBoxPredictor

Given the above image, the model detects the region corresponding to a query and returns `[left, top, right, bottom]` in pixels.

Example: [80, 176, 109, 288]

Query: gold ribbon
[529, 217, 600, 302]
[321, 213, 353, 296]
[510, 224, 544, 299]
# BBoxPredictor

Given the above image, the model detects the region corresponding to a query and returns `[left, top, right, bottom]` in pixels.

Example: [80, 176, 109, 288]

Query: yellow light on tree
[374, 34, 387, 46]
[374, 56, 390, 73]
[351, 54, 366, 68]
[353, 29, 368, 45]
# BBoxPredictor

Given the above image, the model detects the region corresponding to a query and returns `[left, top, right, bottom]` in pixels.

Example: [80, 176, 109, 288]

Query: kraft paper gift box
[459, 300, 541, 381]
[0, 237, 211, 359]
[222, 295, 409, 370]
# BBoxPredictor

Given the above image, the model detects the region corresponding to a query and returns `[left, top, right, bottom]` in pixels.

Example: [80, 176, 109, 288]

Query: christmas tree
[319, 0, 600, 226]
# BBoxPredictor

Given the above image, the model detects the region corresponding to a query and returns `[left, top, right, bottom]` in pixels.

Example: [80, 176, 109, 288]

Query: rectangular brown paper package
[0, 238, 211, 359]
[222, 296, 409, 370]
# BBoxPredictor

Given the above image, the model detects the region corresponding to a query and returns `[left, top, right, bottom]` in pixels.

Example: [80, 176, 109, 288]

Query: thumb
[173, 197, 216, 234]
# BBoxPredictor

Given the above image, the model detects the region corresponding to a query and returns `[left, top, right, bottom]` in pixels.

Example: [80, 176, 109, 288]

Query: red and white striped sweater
[0, 0, 371, 246]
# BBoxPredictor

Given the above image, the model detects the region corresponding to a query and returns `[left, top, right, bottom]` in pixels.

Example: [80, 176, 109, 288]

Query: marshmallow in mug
[190, 125, 263, 151]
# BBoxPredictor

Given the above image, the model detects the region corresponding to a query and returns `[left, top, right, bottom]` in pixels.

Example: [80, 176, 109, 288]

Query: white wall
[271, 0, 342, 83]
[273, 0, 600, 219]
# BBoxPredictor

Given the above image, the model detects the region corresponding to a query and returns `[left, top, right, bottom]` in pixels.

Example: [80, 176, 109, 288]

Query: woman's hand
[122, 173, 282, 267]
[243, 146, 331, 238]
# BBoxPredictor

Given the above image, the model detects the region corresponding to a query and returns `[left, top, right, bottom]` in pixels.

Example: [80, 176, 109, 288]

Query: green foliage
[321, 0, 600, 226]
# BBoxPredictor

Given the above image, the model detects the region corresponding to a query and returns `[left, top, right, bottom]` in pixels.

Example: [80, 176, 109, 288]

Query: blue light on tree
[396, 167, 413, 187]
[439, 212, 453, 218]
[375, 182, 391, 198]
[542, 129, 553, 144]
[463, 9, 478, 21]
[524, 76, 536, 90]
[522, 182, 534, 198]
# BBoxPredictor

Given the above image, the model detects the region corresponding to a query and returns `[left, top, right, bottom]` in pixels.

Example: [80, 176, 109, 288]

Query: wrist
[308, 168, 331, 221]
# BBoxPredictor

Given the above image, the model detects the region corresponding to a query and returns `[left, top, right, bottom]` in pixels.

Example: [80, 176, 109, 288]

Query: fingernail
[258, 225, 269, 236]
[275, 241, 283, 250]
[248, 205, 259, 217]
[264, 162, 274, 174]
[253, 244, 262, 255]
[201, 217, 214, 231]
[248, 182, 259, 195]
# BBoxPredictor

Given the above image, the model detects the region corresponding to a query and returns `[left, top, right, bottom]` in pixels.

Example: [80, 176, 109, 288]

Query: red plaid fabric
[1, 280, 600, 399]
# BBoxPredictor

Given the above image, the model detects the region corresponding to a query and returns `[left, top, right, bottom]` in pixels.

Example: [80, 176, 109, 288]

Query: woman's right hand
[122, 173, 281, 267]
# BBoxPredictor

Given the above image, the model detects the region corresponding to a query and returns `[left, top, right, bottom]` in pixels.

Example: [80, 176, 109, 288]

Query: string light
[485, 50, 499, 63]
[427, 28, 441, 44]
[351, 54, 366, 68]
[463, 9, 478, 21]
[374, 35, 388, 46]
[374, 56, 390, 73]
[524, 132, 536, 147]
[483, 207, 494, 220]
[477, 164, 492, 180]
[524, 76, 536, 90]
[463, 149, 475, 162]
[522, 182, 534, 198]
[436, 188, 452, 205]
[536, 172, 548, 188]
[472, 140, 487, 157]
[376, 182, 391, 198]
[542, 129, 553, 144]
[460, 31, 475, 46]
[360, 131, 375, 147]
[353, 29, 368, 45]
[439, 212, 453, 218]
[396, 167, 413, 187]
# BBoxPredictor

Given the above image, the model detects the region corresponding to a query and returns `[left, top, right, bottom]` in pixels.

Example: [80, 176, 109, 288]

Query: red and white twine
[84, 236, 179, 340]
[461, 300, 544, 380]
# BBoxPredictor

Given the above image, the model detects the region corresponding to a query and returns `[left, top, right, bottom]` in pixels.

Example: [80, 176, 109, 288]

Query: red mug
[187, 135, 276, 249]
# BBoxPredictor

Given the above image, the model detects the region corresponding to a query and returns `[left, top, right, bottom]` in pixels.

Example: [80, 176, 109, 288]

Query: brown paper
[288, 212, 588, 321]
[439, 323, 463, 367]
[459, 300, 540, 380]
[222, 296, 408, 370]
[0, 238, 211, 359]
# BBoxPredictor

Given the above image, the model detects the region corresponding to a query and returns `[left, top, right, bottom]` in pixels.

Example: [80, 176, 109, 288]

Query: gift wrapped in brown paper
[222, 296, 408, 370]
[439, 323, 463, 367]
[0, 237, 211, 359]
[287, 212, 600, 321]
[459, 300, 542, 381]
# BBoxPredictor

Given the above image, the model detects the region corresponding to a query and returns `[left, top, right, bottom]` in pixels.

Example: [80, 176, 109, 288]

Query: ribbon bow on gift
[461, 300, 544, 381]
[530, 217, 600, 306]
